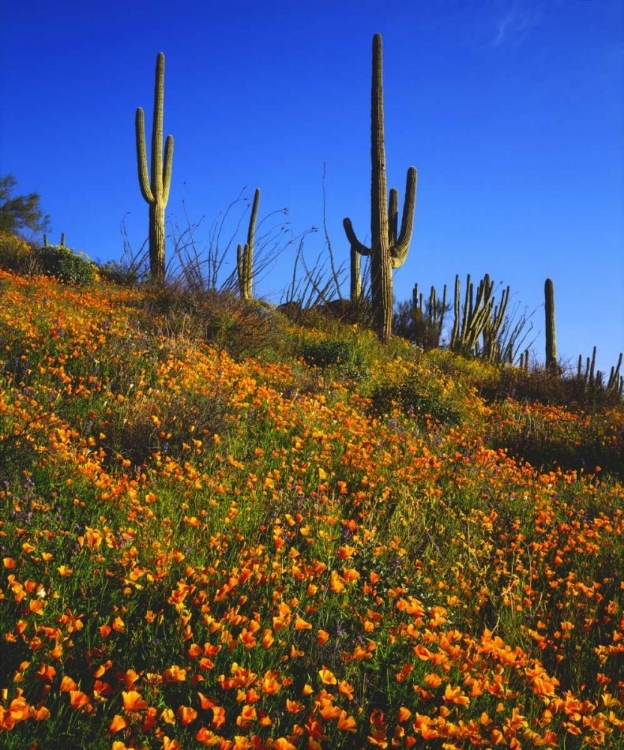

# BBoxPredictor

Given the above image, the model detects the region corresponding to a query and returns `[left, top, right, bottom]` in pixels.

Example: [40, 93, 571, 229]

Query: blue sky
[2, 0, 623, 373]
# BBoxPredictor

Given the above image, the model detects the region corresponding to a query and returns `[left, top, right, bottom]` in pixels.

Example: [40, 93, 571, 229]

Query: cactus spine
[136, 52, 174, 282]
[343, 33, 417, 343]
[236, 188, 260, 300]
[544, 278, 558, 371]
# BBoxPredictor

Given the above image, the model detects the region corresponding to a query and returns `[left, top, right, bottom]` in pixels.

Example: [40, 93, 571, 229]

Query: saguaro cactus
[343, 33, 417, 343]
[136, 52, 174, 282]
[544, 278, 558, 371]
[236, 188, 260, 300]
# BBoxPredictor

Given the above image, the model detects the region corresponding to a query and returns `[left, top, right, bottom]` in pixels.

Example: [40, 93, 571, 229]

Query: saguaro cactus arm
[342, 219, 371, 256]
[390, 167, 417, 268]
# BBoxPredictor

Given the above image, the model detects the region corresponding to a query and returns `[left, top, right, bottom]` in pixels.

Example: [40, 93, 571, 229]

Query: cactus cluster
[450, 274, 510, 361]
[343, 33, 417, 343]
[577, 347, 623, 395]
[135, 52, 174, 282]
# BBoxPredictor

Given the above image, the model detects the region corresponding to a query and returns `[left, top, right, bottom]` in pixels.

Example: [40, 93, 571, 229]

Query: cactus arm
[135, 108, 154, 204]
[162, 135, 174, 205]
[236, 243, 244, 294]
[390, 166, 418, 268]
[248, 188, 260, 246]
[343, 218, 372, 256]
[388, 188, 398, 245]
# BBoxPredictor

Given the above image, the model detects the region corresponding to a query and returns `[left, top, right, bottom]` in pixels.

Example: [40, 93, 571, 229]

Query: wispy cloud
[492, 0, 544, 47]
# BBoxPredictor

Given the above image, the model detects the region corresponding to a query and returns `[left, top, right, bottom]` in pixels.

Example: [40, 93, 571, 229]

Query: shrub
[369, 373, 463, 426]
[300, 338, 353, 367]
[0, 231, 39, 274]
[97, 259, 146, 286]
[140, 285, 285, 360]
[34, 244, 98, 285]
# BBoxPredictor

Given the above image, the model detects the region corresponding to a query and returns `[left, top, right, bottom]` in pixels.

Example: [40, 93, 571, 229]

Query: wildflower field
[0, 269, 622, 749]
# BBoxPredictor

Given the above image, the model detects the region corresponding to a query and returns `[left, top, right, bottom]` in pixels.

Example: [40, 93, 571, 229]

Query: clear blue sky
[2, 0, 623, 373]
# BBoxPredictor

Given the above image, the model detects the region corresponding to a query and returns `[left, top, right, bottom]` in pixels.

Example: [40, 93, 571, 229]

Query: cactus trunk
[343, 34, 417, 343]
[544, 278, 558, 371]
[136, 52, 174, 282]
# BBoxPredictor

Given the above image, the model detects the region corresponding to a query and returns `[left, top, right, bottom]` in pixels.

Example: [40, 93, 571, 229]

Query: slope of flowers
[0, 270, 622, 749]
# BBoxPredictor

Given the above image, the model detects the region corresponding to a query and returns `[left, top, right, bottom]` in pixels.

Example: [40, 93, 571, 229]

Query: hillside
[0, 269, 622, 749]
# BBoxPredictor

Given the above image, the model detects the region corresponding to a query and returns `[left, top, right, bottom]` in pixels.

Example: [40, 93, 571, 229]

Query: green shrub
[299, 336, 371, 383]
[300, 339, 352, 367]
[369, 374, 462, 426]
[34, 244, 98, 285]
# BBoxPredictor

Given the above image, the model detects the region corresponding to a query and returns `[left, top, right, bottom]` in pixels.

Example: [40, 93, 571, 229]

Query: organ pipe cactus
[136, 52, 174, 282]
[450, 273, 509, 360]
[544, 278, 558, 371]
[343, 33, 417, 343]
[409, 282, 448, 350]
[236, 188, 260, 300]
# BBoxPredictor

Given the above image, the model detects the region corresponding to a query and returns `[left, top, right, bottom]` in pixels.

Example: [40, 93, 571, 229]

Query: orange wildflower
[316, 629, 330, 645]
[177, 705, 198, 726]
[122, 690, 149, 712]
[109, 714, 128, 733]
[443, 684, 470, 707]
[163, 665, 187, 682]
[319, 668, 337, 685]
[337, 710, 357, 732]
[69, 690, 91, 710]
[294, 615, 312, 631]
[60, 676, 78, 692]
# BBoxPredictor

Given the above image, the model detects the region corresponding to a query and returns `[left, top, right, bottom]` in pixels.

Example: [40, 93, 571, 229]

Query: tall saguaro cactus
[237, 188, 260, 300]
[136, 52, 174, 282]
[544, 278, 558, 371]
[343, 33, 418, 343]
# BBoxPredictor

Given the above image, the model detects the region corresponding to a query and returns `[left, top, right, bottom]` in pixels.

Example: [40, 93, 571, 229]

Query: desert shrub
[488, 400, 624, 478]
[140, 285, 285, 360]
[0, 231, 39, 274]
[300, 338, 352, 367]
[299, 335, 371, 383]
[480, 364, 623, 411]
[34, 244, 98, 285]
[369, 373, 463, 426]
[97, 259, 147, 286]
[393, 298, 444, 350]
